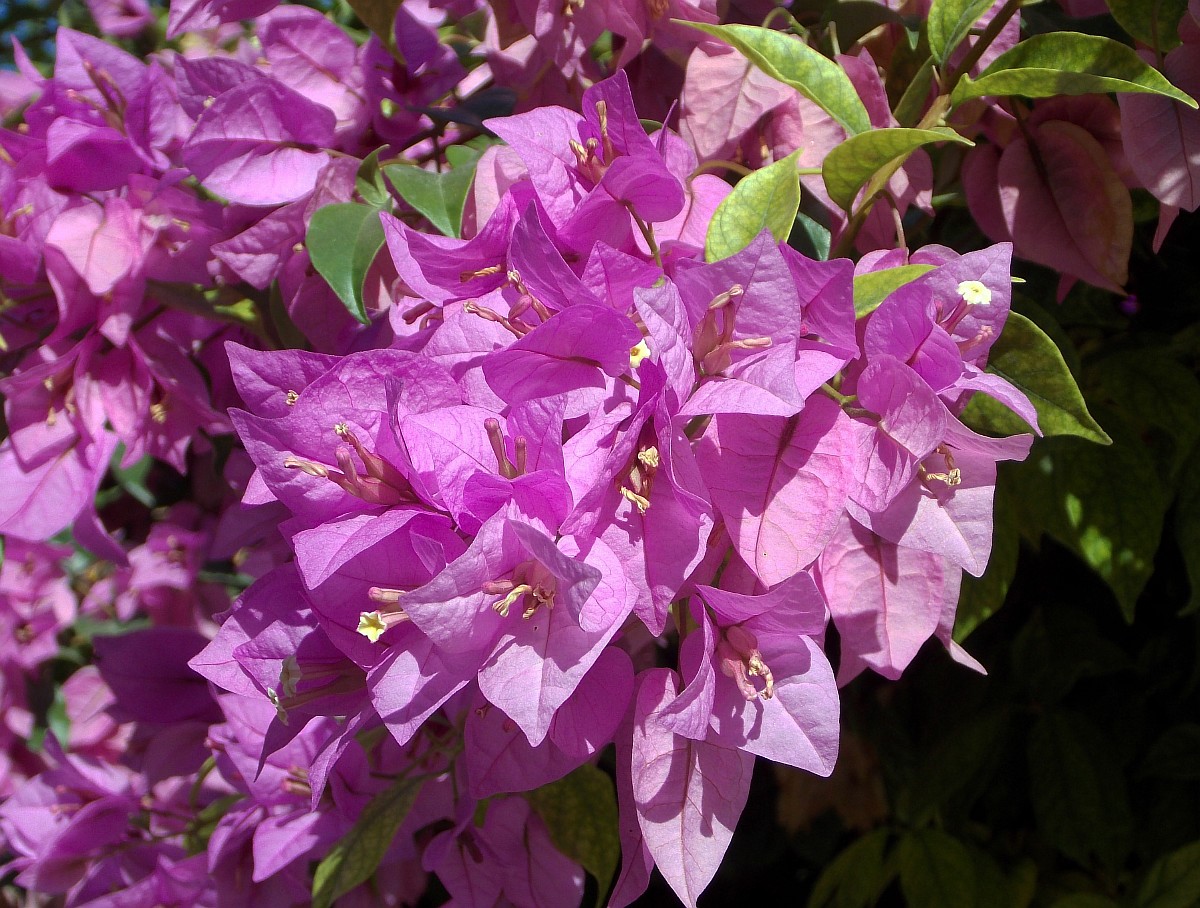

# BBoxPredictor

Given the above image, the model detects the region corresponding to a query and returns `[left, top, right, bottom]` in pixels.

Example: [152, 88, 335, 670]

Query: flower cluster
[6, 0, 1145, 903]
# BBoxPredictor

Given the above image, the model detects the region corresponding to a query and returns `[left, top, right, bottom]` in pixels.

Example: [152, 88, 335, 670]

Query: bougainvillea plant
[1, 0, 1198, 905]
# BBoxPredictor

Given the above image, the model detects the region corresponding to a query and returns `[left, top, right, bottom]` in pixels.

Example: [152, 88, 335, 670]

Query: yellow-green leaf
[1108, 0, 1189, 53]
[952, 32, 1198, 108]
[928, 0, 994, 64]
[822, 127, 972, 212]
[682, 22, 872, 135]
[852, 264, 936, 318]
[312, 775, 423, 908]
[706, 151, 801, 262]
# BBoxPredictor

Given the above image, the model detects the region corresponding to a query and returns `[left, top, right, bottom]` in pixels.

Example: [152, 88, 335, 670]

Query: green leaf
[1177, 453, 1200, 614]
[955, 483, 1018, 641]
[355, 148, 391, 209]
[1050, 896, 1121, 908]
[904, 709, 1010, 821]
[789, 210, 832, 261]
[1027, 710, 1133, 869]
[1137, 840, 1200, 908]
[524, 765, 619, 907]
[808, 828, 893, 908]
[961, 312, 1112, 444]
[1007, 412, 1166, 620]
[706, 151, 801, 262]
[312, 775, 423, 908]
[1143, 724, 1200, 781]
[1108, 0, 1188, 53]
[897, 829, 977, 908]
[345, 0, 402, 57]
[306, 202, 387, 325]
[928, 0, 995, 64]
[952, 32, 1198, 108]
[109, 445, 155, 508]
[47, 686, 70, 747]
[683, 23, 872, 135]
[852, 264, 936, 318]
[820, 1, 906, 50]
[384, 147, 483, 239]
[894, 56, 937, 126]
[822, 127, 971, 212]
[1090, 351, 1200, 479]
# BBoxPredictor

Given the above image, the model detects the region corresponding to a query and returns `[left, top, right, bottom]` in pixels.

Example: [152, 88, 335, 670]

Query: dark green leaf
[894, 56, 937, 126]
[852, 264, 936, 318]
[1011, 603, 1129, 702]
[897, 829, 977, 908]
[789, 210, 832, 261]
[928, 0, 995, 64]
[1090, 351, 1200, 478]
[355, 148, 391, 209]
[1006, 413, 1166, 620]
[1143, 724, 1200, 781]
[1108, 0, 1188, 52]
[1137, 840, 1200, 908]
[384, 147, 483, 239]
[904, 709, 1010, 821]
[525, 764, 619, 907]
[706, 151, 801, 262]
[955, 483, 1018, 641]
[952, 33, 1198, 107]
[312, 775, 423, 908]
[961, 312, 1111, 444]
[1028, 710, 1133, 869]
[1177, 453, 1200, 614]
[345, 0, 402, 57]
[306, 202, 387, 325]
[821, 1, 906, 50]
[808, 828, 893, 908]
[683, 23, 872, 134]
[822, 127, 971, 212]
[1050, 896, 1121, 908]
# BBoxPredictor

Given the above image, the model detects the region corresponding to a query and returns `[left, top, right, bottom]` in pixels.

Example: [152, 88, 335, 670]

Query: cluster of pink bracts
[0, 0, 1194, 905]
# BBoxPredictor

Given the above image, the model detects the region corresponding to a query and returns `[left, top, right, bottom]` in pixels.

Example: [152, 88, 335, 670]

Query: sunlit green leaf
[928, 0, 994, 64]
[852, 264, 935, 318]
[706, 151, 801, 261]
[683, 22, 872, 134]
[822, 127, 971, 212]
[1107, 0, 1188, 53]
[952, 32, 1198, 107]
